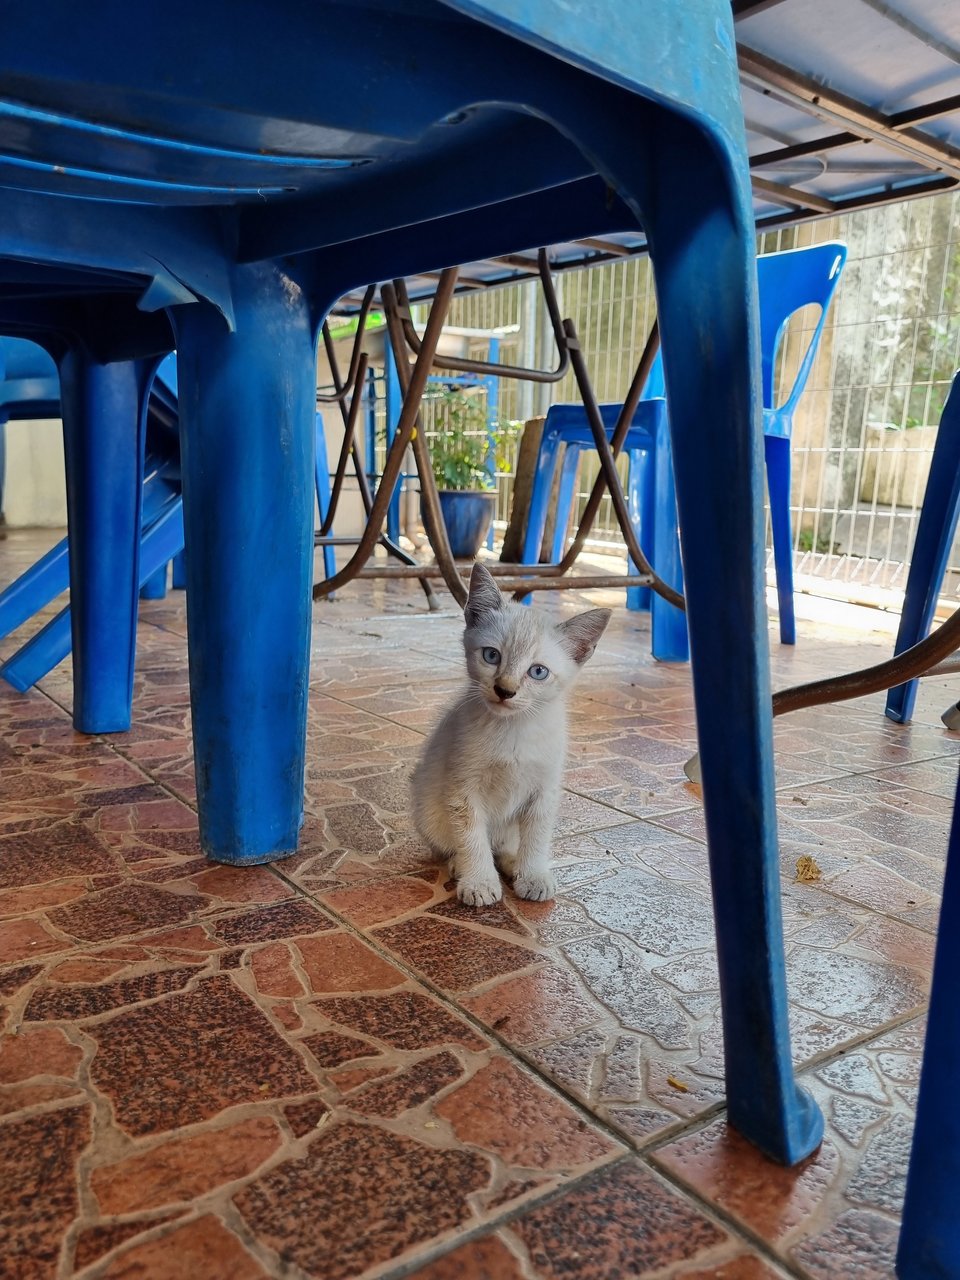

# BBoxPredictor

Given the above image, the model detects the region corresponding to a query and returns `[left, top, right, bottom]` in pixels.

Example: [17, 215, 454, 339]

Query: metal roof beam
[738, 44, 960, 178]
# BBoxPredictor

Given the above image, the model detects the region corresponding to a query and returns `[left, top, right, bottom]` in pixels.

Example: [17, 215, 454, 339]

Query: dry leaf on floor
[795, 855, 822, 883]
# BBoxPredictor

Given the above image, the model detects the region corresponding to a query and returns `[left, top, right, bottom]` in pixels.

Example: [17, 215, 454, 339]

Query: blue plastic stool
[523, 241, 847, 658]
[885, 373, 960, 725]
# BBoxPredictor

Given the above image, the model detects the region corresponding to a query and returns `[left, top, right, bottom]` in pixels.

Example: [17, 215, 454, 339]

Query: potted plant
[426, 387, 517, 558]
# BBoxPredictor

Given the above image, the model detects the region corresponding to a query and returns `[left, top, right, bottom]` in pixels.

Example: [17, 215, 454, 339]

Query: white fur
[412, 563, 610, 906]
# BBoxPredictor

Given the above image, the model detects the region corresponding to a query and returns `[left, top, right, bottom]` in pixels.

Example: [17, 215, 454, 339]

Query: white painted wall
[3, 418, 67, 526]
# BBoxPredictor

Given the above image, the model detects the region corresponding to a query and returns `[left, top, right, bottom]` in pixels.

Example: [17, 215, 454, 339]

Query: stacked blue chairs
[0, 0, 825, 1169]
[522, 242, 848, 660]
[0, 344, 185, 689]
[0, 341, 338, 682]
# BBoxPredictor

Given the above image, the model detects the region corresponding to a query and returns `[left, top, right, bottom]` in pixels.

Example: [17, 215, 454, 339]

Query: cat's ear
[464, 561, 503, 627]
[555, 608, 612, 665]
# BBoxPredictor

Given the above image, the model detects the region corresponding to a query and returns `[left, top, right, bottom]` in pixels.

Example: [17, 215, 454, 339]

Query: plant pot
[859, 423, 939, 507]
[432, 489, 496, 559]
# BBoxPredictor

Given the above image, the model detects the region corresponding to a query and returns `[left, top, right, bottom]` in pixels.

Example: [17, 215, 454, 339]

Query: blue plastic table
[0, 0, 819, 1169]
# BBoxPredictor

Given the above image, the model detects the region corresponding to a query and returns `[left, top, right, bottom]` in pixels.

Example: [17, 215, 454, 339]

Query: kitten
[412, 562, 611, 906]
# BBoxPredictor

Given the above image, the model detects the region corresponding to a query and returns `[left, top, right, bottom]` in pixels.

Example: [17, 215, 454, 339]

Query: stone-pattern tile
[654, 1019, 924, 1279]
[506, 1158, 752, 1279]
[88, 975, 318, 1135]
[0, 1103, 90, 1280]
[0, 529, 951, 1278]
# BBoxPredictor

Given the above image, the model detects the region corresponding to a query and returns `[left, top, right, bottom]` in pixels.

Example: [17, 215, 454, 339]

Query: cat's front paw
[457, 877, 503, 907]
[513, 870, 557, 902]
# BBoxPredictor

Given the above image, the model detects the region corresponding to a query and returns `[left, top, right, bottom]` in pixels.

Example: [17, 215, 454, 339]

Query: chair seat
[521, 241, 848, 657]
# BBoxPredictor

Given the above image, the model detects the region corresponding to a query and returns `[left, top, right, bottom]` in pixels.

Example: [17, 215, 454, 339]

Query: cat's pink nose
[494, 684, 516, 701]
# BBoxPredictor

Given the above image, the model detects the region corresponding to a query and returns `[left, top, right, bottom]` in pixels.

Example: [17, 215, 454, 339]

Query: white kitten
[412, 562, 611, 907]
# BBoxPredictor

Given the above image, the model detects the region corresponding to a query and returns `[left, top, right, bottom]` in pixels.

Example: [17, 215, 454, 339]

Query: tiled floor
[1, 528, 955, 1280]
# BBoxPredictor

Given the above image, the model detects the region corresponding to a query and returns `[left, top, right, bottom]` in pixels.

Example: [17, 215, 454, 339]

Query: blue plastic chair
[522, 241, 847, 659]
[0, 0, 821, 1168]
[884, 372, 960, 725]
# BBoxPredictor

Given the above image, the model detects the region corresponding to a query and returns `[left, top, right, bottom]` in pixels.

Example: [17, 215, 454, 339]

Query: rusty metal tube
[312, 268, 459, 601]
[321, 351, 368, 536]
[394, 249, 569, 382]
[317, 284, 376, 403]
[562, 321, 685, 611]
[382, 282, 468, 607]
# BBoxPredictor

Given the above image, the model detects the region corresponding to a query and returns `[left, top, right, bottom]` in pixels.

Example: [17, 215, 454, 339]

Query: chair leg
[172, 261, 317, 864]
[653, 196, 818, 1158]
[886, 375, 960, 724]
[550, 444, 581, 562]
[0, 536, 69, 641]
[172, 551, 187, 590]
[314, 412, 337, 585]
[765, 434, 796, 645]
[575, 103, 820, 1162]
[626, 448, 651, 613]
[650, 413, 689, 661]
[2, 495, 185, 693]
[896, 765, 960, 1278]
[57, 351, 148, 733]
[140, 564, 169, 600]
[520, 434, 561, 605]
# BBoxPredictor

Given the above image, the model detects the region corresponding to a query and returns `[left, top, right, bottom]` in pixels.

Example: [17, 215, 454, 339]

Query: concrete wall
[3, 418, 67, 526]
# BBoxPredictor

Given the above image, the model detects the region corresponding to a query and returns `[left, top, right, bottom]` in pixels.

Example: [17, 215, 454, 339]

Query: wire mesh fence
[369, 187, 960, 602]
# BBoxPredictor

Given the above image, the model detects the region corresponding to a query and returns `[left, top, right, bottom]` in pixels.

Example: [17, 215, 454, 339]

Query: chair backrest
[757, 241, 847, 415]
[642, 242, 846, 416]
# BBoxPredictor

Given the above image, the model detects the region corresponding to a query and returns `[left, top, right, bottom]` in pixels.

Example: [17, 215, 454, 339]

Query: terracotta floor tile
[0, 532, 953, 1278]
[507, 1158, 732, 1278]
[249, 942, 307, 998]
[91, 1116, 283, 1213]
[97, 1214, 268, 1280]
[295, 929, 406, 994]
[282, 1097, 330, 1136]
[0, 1025, 82, 1082]
[345, 1049, 464, 1118]
[233, 1119, 492, 1279]
[0, 1079, 85, 1115]
[0, 917, 71, 964]
[463, 965, 604, 1045]
[315, 989, 488, 1051]
[321, 873, 439, 925]
[87, 974, 317, 1136]
[374, 914, 540, 991]
[47, 881, 206, 943]
[186, 863, 292, 904]
[654, 1018, 923, 1278]
[405, 1235, 529, 1279]
[0, 881, 87, 917]
[210, 898, 334, 945]
[24, 965, 199, 1022]
[0, 1102, 90, 1280]
[72, 1215, 185, 1272]
[435, 1057, 619, 1171]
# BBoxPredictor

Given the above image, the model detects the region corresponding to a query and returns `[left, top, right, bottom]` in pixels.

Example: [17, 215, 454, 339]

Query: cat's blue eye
[481, 647, 501, 665]
[528, 663, 550, 681]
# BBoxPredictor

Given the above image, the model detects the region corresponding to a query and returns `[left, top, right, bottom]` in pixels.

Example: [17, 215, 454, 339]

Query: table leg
[173, 261, 317, 864]
[58, 351, 149, 733]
